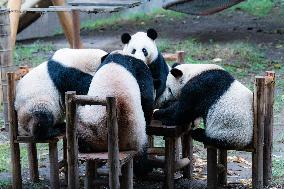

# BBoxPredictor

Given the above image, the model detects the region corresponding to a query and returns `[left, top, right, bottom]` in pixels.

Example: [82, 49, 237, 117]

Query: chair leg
[165, 137, 176, 189]
[207, 147, 217, 189]
[49, 141, 60, 189]
[27, 143, 39, 182]
[85, 160, 97, 189]
[182, 132, 193, 179]
[121, 159, 133, 189]
[218, 149, 227, 186]
[11, 142, 22, 189]
[63, 137, 68, 185]
[252, 151, 263, 189]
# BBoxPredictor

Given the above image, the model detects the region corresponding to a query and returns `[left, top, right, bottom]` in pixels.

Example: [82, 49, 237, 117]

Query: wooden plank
[68, 0, 141, 7]
[252, 76, 265, 189]
[263, 71, 275, 186]
[218, 149, 227, 186]
[49, 142, 60, 189]
[121, 159, 133, 189]
[207, 147, 217, 189]
[165, 137, 175, 189]
[65, 91, 79, 189]
[85, 160, 97, 189]
[147, 147, 165, 155]
[63, 137, 68, 185]
[7, 72, 22, 189]
[27, 143, 39, 182]
[106, 96, 120, 189]
[16, 134, 64, 143]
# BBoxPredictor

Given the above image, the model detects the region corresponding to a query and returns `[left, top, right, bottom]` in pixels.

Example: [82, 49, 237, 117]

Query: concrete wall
[17, 0, 164, 40]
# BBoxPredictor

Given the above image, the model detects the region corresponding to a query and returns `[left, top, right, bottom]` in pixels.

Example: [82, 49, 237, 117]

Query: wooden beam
[71, 9, 82, 49]
[7, 0, 22, 48]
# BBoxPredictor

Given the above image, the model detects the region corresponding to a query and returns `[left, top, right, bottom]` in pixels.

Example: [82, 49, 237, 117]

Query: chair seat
[146, 120, 190, 137]
[15, 134, 65, 143]
[78, 151, 137, 165]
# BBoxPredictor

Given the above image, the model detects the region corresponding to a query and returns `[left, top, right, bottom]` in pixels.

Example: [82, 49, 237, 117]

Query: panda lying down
[154, 63, 253, 149]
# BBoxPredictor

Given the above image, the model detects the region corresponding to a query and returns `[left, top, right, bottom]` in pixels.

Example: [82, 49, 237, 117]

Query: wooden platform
[15, 134, 65, 143]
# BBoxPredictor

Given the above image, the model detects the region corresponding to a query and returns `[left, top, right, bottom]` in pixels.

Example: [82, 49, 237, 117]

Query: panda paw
[153, 109, 177, 125]
[190, 128, 206, 142]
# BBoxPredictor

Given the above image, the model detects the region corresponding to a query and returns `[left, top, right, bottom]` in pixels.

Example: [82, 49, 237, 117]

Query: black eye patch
[142, 48, 148, 57]
[131, 49, 136, 54]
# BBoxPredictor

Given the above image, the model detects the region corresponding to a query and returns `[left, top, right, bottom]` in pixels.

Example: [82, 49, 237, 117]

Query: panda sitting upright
[154, 63, 253, 149]
[15, 48, 107, 139]
[121, 28, 170, 101]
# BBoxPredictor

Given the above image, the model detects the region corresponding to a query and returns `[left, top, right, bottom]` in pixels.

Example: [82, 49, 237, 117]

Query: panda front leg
[153, 102, 180, 125]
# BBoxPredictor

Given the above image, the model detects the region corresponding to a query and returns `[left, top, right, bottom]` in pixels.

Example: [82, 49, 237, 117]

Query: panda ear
[147, 28, 158, 40]
[171, 68, 183, 78]
[172, 62, 181, 68]
[101, 53, 109, 63]
[121, 33, 131, 44]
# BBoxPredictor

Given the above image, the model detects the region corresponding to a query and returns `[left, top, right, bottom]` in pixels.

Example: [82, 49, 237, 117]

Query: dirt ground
[1, 4, 284, 189]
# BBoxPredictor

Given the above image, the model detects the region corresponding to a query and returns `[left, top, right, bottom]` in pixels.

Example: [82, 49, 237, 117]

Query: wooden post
[85, 160, 97, 189]
[263, 71, 275, 186]
[182, 131, 193, 179]
[218, 149, 227, 186]
[7, 0, 22, 48]
[165, 137, 175, 189]
[65, 91, 79, 189]
[0, 8, 13, 130]
[51, 0, 77, 48]
[27, 143, 39, 182]
[176, 51, 185, 64]
[207, 147, 217, 189]
[49, 141, 60, 189]
[252, 76, 265, 189]
[121, 159, 133, 189]
[71, 9, 82, 49]
[63, 137, 68, 185]
[7, 72, 22, 189]
[107, 96, 120, 189]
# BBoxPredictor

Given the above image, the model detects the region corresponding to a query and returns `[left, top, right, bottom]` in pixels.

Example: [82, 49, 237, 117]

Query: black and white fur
[154, 64, 253, 149]
[15, 48, 107, 139]
[121, 29, 169, 100]
[77, 50, 155, 152]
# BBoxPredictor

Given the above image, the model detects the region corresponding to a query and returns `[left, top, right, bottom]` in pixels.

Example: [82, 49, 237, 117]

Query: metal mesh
[163, 0, 245, 15]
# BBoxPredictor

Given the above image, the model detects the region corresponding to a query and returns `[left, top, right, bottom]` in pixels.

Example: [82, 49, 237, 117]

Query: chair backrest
[65, 91, 119, 189]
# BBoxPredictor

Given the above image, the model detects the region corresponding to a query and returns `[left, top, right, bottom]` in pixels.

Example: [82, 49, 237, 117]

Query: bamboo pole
[252, 76, 265, 189]
[65, 91, 79, 189]
[107, 96, 120, 189]
[263, 71, 275, 186]
[51, 0, 77, 48]
[7, 0, 22, 48]
[0, 8, 13, 130]
[7, 72, 22, 189]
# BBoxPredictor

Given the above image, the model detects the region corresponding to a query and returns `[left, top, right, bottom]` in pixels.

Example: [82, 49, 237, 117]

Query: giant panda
[77, 50, 154, 152]
[153, 63, 253, 149]
[15, 48, 107, 139]
[121, 28, 170, 101]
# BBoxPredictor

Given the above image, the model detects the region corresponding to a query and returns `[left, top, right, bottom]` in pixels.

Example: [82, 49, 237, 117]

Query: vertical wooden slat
[7, 72, 22, 189]
[218, 149, 227, 186]
[263, 71, 275, 186]
[207, 147, 217, 189]
[85, 160, 97, 189]
[49, 141, 60, 189]
[27, 143, 39, 182]
[121, 159, 133, 189]
[0, 8, 13, 130]
[71, 9, 82, 49]
[182, 131, 193, 179]
[66, 91, 79, 189]
[107, 96, 120, 189]
[252, 76, 265, 189]
[165, 137, 175, 189]
[7, 0, 22, 48]
[63, 137, 68, 185]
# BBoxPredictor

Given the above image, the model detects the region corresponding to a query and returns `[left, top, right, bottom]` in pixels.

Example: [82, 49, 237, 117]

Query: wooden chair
[7, 72, 68, 189]
[65, 92, 137, 189]
[206, 71, 276, 189]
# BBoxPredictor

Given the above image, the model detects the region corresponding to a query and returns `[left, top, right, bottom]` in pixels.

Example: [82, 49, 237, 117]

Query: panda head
[155, 63, 224, 108]
[121, 28, 158, 65]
